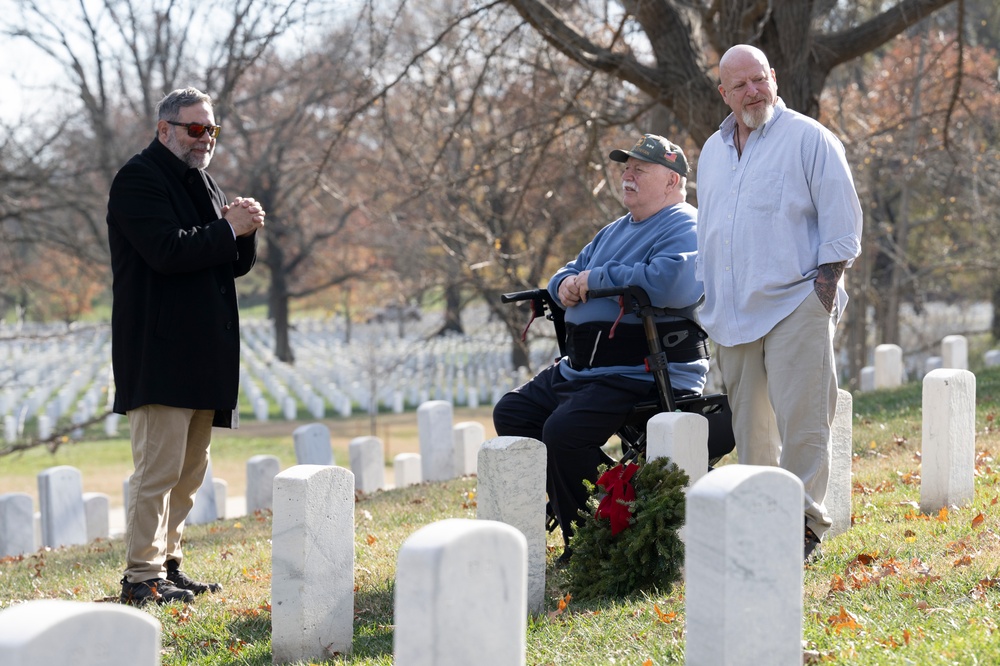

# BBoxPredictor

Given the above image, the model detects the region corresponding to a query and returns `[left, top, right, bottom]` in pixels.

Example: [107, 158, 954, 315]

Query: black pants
[492, 363, 659, 547]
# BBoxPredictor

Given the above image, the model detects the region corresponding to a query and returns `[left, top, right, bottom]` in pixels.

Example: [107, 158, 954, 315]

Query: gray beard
[164, 128, 212, 170]
[742, 102, 775, 130]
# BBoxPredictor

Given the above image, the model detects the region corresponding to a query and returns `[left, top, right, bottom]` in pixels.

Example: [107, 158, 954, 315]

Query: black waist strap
[564, 320, 709, 369]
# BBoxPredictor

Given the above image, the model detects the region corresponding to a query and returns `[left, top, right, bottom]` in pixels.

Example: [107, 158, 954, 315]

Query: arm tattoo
[814, 262, 846, 313]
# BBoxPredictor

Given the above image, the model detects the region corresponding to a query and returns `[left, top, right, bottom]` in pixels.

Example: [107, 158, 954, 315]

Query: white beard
[742, 102, 775, 130]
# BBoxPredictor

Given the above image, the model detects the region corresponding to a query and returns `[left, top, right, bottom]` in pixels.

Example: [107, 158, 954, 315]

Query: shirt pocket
[743, 169, 784, 215]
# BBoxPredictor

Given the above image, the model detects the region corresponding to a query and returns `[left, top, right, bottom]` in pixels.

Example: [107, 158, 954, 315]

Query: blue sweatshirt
[547, 202, 708, 391]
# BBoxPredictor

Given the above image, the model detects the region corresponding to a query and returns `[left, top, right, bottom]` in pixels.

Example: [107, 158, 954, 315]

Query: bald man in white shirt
[695, 44, 863, 561]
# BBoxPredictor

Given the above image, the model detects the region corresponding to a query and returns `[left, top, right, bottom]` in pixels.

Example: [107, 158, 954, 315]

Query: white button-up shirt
[695, 98, 863, 347]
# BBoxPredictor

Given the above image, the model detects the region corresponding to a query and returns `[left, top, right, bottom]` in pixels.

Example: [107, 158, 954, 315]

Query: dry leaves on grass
[546, 593, 572, 619]
[826, 606, 863, 634]
[653, 604, 677, 624]
[827, 551, 941, 594]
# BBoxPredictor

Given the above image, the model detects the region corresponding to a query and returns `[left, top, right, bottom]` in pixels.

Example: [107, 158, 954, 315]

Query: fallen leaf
[952, 554, 974, 567]
[653, 604, 676, 623]
[366, 534, 377, 546]
[826, 606, 862, 634]
[971, 513, 985, 529]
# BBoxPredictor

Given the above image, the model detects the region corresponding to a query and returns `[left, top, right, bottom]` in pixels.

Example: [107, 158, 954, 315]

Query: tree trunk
[439, 283, 464, 335]
[267, 242, 294, 364]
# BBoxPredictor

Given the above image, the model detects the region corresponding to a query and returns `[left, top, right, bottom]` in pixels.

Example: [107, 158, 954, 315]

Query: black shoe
[120, 576, 195, 606]
[555, 547, 573, 568]
[166, 559, 223, 595]
[804, 525, 822, 562]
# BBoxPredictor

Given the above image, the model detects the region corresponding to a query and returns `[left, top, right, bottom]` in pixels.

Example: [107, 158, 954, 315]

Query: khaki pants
[716, 292, 838, 538]
[124, 405, 214, 582]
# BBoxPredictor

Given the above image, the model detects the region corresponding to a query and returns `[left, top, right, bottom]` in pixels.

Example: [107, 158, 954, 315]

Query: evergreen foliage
[566, 457, 689, 599]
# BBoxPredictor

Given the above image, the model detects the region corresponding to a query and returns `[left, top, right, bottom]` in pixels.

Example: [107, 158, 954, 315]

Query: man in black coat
[107, 87, 265, 606]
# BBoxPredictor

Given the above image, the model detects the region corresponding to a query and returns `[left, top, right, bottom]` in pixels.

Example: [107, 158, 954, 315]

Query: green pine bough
[567, 457, 689, 599]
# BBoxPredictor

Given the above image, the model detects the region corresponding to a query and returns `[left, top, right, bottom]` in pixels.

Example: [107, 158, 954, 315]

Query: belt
[564, 320, 709, 369]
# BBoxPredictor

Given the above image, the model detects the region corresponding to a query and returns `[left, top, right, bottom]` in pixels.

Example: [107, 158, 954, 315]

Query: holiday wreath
[566, 456, 689, 599]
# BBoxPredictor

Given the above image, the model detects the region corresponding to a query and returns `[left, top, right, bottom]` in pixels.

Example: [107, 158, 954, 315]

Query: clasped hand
[223, 196, 266, 237]
[558, 270, 591, 307]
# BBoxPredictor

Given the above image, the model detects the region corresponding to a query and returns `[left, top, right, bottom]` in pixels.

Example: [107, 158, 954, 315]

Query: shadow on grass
[349, 584, 395, 659]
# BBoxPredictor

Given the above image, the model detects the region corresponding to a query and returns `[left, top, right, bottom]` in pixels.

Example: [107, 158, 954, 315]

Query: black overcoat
[107, 139, 257, 428]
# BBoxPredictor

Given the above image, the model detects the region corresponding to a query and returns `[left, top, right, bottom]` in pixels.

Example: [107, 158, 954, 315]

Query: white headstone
[349, 436, 386, 494]
[293, 423, 334, 466]
[213, 478, 228, 520]
[187, 462, 217, 525]
[394, 519, 527, 666]
[985, 349, 1000, 368]
[104, 413, 120, 437]
[874, 344, 903, 389]
[37, 466, 87, 549]
[393, 453, 422, 488]
[82, 492, 109, 542]
[685, 465, 804, 666]
[924, 356, 943, 377]
[920, 369, 976, 514]
[122, 477, 130, 516]
[646, 412, 709, 487]
[246, 455, 280, 514]
[0, 600, 160, 666]
[254, 396, 269, 421]
[453, 421, 485, 477]
[36, 415, 51, 440]
[0, 493, 35, 557]
[827, 389, 853, 538]
[476, 436, 546, 614]
[941, 335, 968, 370]
[283, 396, 298, 420]
[271, 465, 355, 664]
[417, 400, 455, 482]
[859, 366, 875, 392]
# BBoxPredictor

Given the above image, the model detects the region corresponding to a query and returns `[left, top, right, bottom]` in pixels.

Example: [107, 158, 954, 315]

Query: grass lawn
[1, 375, 999, 664]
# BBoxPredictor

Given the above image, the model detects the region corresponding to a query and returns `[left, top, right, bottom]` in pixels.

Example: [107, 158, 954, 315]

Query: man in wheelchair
[493, 134, 709, 562]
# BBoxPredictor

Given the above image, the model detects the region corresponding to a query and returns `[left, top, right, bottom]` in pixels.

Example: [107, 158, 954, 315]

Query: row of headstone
[859, 335, 996, 391]
[0, 466, 111, 557]
[0, 367, 980, 664]
[2, 395, 490, 557]
[291, 400, 486, 493]
[267, 460, 531, 665]
[466, 368, 976, 663]
[0, 326, 112, 443]
[0, 457, 277, 557]
[238, 316, 544, 420]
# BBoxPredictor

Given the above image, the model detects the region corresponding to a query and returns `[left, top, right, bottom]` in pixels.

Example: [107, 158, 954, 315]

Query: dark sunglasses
[166, 120, 221, 139]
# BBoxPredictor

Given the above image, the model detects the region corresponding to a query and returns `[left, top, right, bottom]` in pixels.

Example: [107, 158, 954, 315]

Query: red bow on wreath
[595, 463, 638, 535]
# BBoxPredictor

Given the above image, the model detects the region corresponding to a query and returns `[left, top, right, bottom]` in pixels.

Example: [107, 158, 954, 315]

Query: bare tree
[1, 0, 373, 363]
[359, 1, 652, 368]
[500, 0, 959, 143]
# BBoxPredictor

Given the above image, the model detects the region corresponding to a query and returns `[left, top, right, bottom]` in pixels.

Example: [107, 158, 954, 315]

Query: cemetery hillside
[2, 1, 1000, 664]
[1, 309, 999, 663]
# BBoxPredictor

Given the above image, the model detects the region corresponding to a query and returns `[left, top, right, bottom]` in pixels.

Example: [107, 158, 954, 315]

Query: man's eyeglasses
[166, 120, 221, 139]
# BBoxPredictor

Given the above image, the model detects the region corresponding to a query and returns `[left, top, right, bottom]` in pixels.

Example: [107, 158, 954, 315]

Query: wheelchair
[500, 285, 736, 531]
